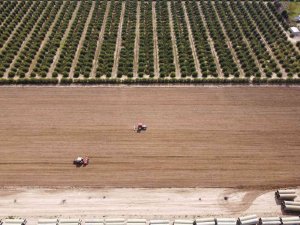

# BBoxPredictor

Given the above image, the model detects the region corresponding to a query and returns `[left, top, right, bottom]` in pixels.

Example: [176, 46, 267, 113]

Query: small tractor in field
[73, 156, 89, 167]
[134, 123, 147, 133]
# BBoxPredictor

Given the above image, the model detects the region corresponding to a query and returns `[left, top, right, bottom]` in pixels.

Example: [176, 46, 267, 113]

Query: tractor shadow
[74, 163, 83, 168]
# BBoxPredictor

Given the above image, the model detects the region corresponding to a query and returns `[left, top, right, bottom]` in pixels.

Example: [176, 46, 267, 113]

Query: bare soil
[0, 87, 299, 188]
[1, 187, 299, 221]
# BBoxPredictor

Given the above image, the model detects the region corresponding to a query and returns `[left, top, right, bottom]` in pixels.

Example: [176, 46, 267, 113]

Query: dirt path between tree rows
[47, 2, 81, 78]
[182, 2, 202, 77]
[226, 2, 266, 78]
[3, 2, 51, 78]
[133, 2, 141, 78]
[196, 2, 223, 78]
[0, 1, 20, 29]
[91, 2, 111, 78]
[211, 2, 245, 78]
[152, 2, 160, 78]
[111, 2, 126, 78]
[0, 2, 34, 53]
[242, 2, 286, 79]
[69, 1, 95, 78]
[26, 2, 66, 78]
[167, 2, 181, 78]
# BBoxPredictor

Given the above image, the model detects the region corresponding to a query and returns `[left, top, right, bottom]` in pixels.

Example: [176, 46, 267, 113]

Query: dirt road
[0, 87, 299, 188]
[1, 187, 299, 221]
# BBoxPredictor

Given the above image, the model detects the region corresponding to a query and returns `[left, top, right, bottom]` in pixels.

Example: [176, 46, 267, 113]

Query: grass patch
[288, 2, 300, 19]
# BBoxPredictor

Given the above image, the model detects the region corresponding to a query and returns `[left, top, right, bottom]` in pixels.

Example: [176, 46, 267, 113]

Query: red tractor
[73, 156, 89, 166]
[134, 123, 147, 132]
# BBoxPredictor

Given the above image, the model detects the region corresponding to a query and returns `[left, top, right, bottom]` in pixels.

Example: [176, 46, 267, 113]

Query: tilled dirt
[0, 87, 299, 188]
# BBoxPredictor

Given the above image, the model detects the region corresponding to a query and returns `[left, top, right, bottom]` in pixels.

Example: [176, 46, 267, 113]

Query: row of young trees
[138, 0, 154, 78]
[156, 0, 175, 78]
[171, 1, 197, 78]
[54, 1, 93, 78]
[0, 1, 46, 78]
[2, 77, 300, 86]
[66, 77, 251, 85]
[245, 1, 300, 77]
[1, 0, 299, 79]
[267, 2, 289, 31]
[185, 1, 217, 78]
[9, 2, 63, 78]
[32, 1, 77, 78]
[96, 0, 122, 77]
[0, 1, 32, 48]
[215, 0, 260, 78]
[117, 0, 137, 78]
[74, 0, 107, 78]
[0, 1, 18, 26]
[229, 0, 280, 78]
[0, 1, 19, 30]
[200, 0, 238, 77]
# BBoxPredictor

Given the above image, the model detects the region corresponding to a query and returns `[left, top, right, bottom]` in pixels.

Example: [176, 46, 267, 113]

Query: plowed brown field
[0, 87, 299, 188]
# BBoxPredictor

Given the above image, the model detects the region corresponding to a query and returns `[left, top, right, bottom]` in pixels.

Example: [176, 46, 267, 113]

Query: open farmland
[0, 87, 299, 188]
[0, 0, 300, 85]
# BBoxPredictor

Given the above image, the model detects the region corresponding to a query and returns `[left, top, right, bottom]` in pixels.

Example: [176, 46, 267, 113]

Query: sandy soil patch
[0, 188, 299, 223]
